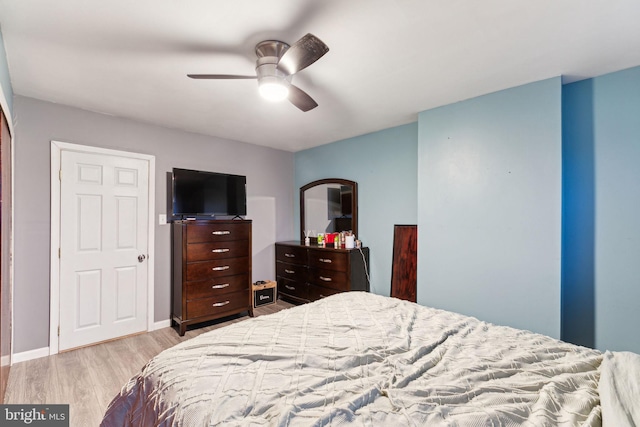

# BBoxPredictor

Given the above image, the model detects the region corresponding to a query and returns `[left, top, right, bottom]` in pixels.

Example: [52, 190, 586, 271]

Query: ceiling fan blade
[288, 84, 318, 112]
[187, 74, 256, 79]
[277, 33, 329, 75]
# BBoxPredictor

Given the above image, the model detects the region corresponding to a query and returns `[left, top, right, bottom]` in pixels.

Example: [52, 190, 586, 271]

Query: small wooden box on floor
[252, 280, 277, 308]
[171, 220, 253, 336]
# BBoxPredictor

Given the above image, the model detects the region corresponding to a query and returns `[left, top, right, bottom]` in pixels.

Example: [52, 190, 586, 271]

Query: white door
[58, 150, 149, 351]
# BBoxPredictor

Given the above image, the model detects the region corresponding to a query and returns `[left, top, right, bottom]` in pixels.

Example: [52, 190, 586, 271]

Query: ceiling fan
[188, 33, 329, 112]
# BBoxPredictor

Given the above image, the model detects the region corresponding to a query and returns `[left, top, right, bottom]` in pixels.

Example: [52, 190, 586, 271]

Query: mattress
[101, 292, 604, 426]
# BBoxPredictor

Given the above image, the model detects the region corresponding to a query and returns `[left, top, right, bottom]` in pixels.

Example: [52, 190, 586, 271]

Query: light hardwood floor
[4, 300, 294, 426]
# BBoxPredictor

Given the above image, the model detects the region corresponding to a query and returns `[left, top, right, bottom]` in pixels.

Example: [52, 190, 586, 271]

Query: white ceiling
[1, 0, 640, 152]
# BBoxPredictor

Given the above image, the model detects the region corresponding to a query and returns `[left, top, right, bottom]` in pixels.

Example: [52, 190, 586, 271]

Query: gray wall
[13, 95, 295, 354]
[0, 28, 13, 116]
[418, 78, 562, 339]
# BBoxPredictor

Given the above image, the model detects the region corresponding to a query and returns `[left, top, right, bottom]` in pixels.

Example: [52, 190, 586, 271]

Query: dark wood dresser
[275, 241, 369, 304]
[172, 220, 253, 335]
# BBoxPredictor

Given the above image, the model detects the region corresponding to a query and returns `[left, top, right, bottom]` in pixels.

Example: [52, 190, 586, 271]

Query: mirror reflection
[300, 179, 357, 241]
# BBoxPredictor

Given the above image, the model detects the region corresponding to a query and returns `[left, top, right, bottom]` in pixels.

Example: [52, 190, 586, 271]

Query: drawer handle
[211, 283, 230, 289]
[319, 294, 328, 298]
[211, 248, 230, 253]
[319, 258, 332, 263]
[285, 269, 295, 274]
[284, 285, 295, 291]
[212, 231, 231, 235]
[212, 301, 230, 307]
[284, 253, 295, 258]
[212, 266, 230, 271]
[319, 276, 332, 282]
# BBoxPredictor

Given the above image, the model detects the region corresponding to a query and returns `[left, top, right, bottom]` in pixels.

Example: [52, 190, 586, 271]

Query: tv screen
[171, 168, 247, 218]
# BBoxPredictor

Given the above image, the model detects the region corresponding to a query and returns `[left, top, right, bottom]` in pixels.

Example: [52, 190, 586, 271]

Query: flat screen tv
[170, 168, 247, 219]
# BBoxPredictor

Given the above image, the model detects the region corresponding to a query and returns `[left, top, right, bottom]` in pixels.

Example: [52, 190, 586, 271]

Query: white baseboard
[153, 319, 171, 330]
[12, 347, 50, 364]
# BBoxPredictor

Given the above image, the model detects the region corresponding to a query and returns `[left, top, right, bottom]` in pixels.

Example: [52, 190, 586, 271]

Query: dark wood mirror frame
[300, 178, 358, 242]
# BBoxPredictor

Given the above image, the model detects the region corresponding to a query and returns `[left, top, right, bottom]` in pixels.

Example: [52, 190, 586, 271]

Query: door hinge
[58, 248, 61, 258]
[57, 326, 60, 336]
[59, 169, 62, 181]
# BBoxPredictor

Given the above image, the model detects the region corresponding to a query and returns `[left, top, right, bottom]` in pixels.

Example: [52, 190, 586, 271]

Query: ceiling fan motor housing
[255, 40, 290, 58]
[256, 56, 292, 85]
[255, 40, 293, 89]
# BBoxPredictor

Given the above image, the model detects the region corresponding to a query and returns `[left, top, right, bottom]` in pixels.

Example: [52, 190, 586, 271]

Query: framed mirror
[300, 178, 358, 241]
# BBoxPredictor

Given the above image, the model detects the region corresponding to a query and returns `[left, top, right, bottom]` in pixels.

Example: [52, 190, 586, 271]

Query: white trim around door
[49, 141, 156, 355]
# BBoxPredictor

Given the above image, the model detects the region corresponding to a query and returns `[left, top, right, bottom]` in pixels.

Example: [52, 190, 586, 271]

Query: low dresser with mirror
[276, 178, 369, 304]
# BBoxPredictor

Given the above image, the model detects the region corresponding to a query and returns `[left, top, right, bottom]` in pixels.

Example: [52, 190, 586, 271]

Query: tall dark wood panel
[0, 109, 11, 401]
[390, 225, 417, 302]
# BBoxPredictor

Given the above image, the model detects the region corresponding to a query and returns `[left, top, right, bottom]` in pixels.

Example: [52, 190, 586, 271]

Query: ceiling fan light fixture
[258, 76, 290, 102]
[188, 34, 328, 111]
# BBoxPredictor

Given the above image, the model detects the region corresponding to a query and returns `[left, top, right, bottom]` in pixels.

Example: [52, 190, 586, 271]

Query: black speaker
[253, 281, 276, 308]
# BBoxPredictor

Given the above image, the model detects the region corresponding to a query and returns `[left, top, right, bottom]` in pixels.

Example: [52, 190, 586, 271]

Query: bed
[101, 292, 639, 426]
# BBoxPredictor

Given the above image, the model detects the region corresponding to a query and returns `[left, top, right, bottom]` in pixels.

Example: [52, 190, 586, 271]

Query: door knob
[138, 254, 146, 263]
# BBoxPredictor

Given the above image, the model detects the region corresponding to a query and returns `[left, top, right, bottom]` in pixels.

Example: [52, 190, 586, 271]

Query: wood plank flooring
[4, 300, 294, 426]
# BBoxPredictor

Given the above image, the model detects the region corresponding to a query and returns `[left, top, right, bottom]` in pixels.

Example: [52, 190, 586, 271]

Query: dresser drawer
[186, 222, 250, 243]
[308, 250, 349, 272]
[276, 245, 308, 264]
[185, 274, 249, 300]
[276, 261, 307, 283]
[278, 278, 309, 301]
[185, 291, 249, 319]
[186, 257, 249, 281]
[308, 284, 343, 301]
[308, 268, 349, 291]
[186, 240, 249, 262]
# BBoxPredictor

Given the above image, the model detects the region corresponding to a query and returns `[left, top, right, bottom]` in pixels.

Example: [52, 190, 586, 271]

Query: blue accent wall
[292, 67, 640, 351]
[563, 66, 640, 353]
[294, 123, 418, 296]
[562, 79, 595, 348]
[417, 78, 563, 338]
[0, 27, 14, 116]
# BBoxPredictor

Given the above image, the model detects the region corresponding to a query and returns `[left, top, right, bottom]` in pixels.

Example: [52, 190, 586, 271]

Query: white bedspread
[102, 292, 603, 426]
[598, 350, 640, 427]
